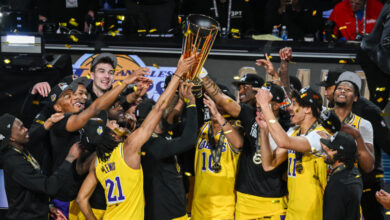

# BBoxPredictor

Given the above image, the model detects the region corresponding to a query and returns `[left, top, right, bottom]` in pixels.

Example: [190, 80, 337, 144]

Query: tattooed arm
[202, 76, 241, 118]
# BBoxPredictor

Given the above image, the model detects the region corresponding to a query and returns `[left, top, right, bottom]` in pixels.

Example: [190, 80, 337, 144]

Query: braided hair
[95, 127, 119, 162]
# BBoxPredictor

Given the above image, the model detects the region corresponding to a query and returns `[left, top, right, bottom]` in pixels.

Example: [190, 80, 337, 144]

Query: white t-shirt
[359, 118, 374, 145]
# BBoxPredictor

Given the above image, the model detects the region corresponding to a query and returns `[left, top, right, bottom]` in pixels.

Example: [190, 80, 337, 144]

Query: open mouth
[74, 101, 86, 110]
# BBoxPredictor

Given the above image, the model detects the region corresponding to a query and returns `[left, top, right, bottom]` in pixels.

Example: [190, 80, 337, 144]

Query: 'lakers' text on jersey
[192, 122, 240, 220]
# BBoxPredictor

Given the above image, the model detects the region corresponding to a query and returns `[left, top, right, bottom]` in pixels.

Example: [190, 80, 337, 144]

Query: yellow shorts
[68, 200, 105, 220]
[235, 192, 287, 220]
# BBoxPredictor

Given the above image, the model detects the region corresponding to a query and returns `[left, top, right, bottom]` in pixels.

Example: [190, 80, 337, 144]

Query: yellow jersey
[286, 124, 329, 220]
[95, 143, 144, 220]
[191, 122, 240, 220]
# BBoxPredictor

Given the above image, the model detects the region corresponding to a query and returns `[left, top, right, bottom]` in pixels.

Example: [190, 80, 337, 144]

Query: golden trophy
[182, 14, 220, 96]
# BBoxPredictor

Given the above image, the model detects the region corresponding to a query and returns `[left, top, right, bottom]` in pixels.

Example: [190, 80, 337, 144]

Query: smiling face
[10, 118, 29, 145]
[334, 81, 357, 107]
[239, 84, 256, 105]
[108, 100, 126, 125]
[91, 63, 115, 93]
[73, 84, 88, 112]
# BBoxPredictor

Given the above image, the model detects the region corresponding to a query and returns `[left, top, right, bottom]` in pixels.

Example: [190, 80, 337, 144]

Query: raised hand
[123, 67, 151, 85]
[279, 47, 292, 61]
[44, 113, 65, 130]
[175, 55, 196, 77]
[179, 81, 195, 104]
[253, 88, 273, 107]
[256, 110, 268, 133]
[256, 53, 278, 77]
[203, 93, 220, 117]
[31, 82, 51, 97]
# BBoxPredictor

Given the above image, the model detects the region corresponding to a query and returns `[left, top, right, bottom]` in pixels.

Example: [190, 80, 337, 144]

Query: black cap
[289, 75, 302, 91]
[135, 99, 156, 125]
[80, 117, 107, 152]
[264, 82, 285, 103]
[292, 86, 323, 113]
[320, 109, 341, 133]
[232, 74, 264, 88]
[317, 71, 342, 88]
[48, 77, 90, 106]
[91, 53, 117, 70]
[320, 131, 357, 159]
[0, 113, 16, 151]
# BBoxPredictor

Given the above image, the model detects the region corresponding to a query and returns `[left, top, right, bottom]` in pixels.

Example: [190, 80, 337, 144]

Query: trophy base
[190, 77, 203, 98]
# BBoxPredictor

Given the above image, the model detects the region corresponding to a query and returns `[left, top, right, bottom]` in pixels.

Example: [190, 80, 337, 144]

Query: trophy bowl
[182, 14, 220, 81]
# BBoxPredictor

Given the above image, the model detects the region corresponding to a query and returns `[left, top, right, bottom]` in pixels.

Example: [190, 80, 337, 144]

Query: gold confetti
[327, 121, 332, 125]
[376, 87, 386, 92]
[69, 18, 79, 27]
[70, 35, 78, 42]
[153, 63, 160, 69]
[138, 152, 146, 156]
[109, 31, 116, 37]
[59, 22, 67, 27]
[355, 175, 360, 178]
[13, 29, 18, 33]
[380, 113, 388, 117]
[46, 64, 53, 68]
[86, 74, 91, 79]
[233, 76, 240, 80]
[184, 172, 192, 176]
[231, 28, 239, 33]
[109, 24, 115, 30]
[377, 97, 384, 103]
[168, 131, 173, 136]
[183, 98, 190, 104]
[95, 21, 103, 26]
[149, 29, 157, 33]
[226, 99, 233, 103]
[133, 86, 137, 92]
[178, 16, 182, 24]
[363, 188, 372, 192]
[268, 55, 272, 59]
[339, 60, 347, 64]
[331, 34, 337, 39]
[351, 58, 355, 63]
[233, 35, 240, 39]
[386, 211, 390, 215]
[65, 44, 71, 48]
[312, 10, 317, 16]
[272, 200, 280, 204]
[117, 15, 125, 21]
[339, 26, 347, 30]
[137, 29, 147, 33]
[36, 120, 44, 125]
[32, 100, 39, 105]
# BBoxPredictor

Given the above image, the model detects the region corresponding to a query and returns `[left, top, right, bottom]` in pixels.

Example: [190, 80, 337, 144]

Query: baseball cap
[264, 82, 285, 103]
[135, 99, 156, 126]
[320, 109, 341, 133]
[289, 75, 302, 91]
[292, 86, 323, 112]
[317, 71, 342, 88]
[0, 113, 16, 151]
[80, 117, 107, 152]
[91, 53, 117, 70]
[232, 74, 264, 88]
[238, 66, 257, 76]
[335, 71, 362, 92]
[320, 131, 357, 158]
[49, 77, 90, 106]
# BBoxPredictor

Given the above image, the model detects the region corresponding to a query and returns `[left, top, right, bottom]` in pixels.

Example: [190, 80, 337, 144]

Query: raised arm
[66, 71, 148, 132]
[123, 55, 196, 169]
[256, 88, 312, 152]
[256, 110, 288, 171]
[201, 76, 241, 118]
[203, 94, 243, 150]
[77, 156, 98, 220]
[279, 47, 292, 95]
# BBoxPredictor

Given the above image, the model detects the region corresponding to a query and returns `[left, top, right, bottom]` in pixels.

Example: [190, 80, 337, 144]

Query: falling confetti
[70, 35, 78, 42]
[46, 64, 53, 68]
[312, 10, 317, 16]
[69, 18, 79, 27]
[138, 152, 146, 156]
[339, 60, 347, 64]
[153, 63, 160, 69]
[377, 97, 384, 103]
[65, 44, 71, 48]
[376, 87, 386, 92]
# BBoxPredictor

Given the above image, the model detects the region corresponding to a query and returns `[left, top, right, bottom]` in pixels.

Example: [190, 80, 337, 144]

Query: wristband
[173, 73, 183, 80]
[186, 104, 196, 108]
[224, 129, 233, 134]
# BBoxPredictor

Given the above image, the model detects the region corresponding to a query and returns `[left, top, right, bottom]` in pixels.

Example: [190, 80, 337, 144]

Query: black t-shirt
[323, 166, 363, 220]
[235, 103, 288, 197]
[352, 97, 390, 187]
[141, 106, 198, 220]
[49, 114, 82, 201]
[2, 147, 73, 220]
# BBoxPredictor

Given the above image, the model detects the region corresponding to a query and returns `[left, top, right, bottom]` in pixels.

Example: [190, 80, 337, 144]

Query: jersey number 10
[105, 176, 126, 204]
